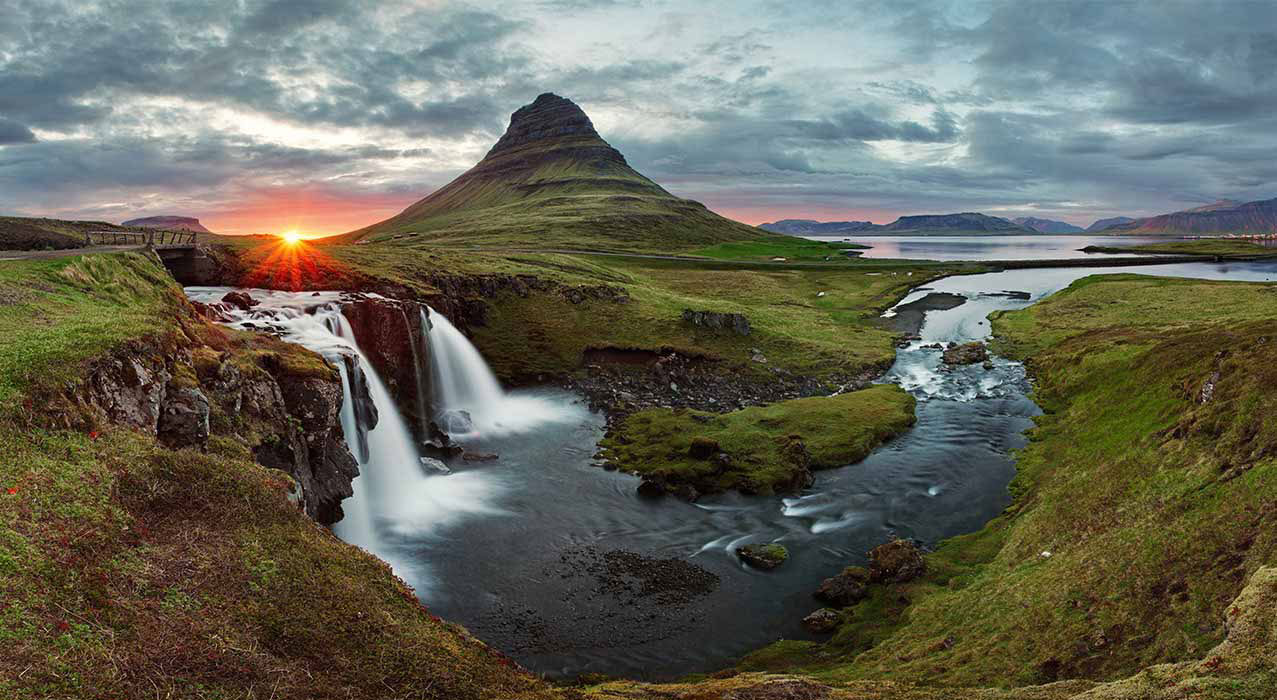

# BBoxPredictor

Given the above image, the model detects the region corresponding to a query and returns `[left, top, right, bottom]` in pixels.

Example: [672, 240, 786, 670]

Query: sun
[280, 230, 302, 245]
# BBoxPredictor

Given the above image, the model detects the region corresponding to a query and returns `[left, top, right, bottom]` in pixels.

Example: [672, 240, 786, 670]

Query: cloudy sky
[2, 0, 1275, 234]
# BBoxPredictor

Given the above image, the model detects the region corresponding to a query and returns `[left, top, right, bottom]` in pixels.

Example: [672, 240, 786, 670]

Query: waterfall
[181, 287, 507, 598]
[424, 306, 574, 438]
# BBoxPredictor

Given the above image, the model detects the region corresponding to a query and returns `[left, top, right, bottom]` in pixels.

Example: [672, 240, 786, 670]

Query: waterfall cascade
[182, 287, 505, 596]
[423, 307, 574, 438]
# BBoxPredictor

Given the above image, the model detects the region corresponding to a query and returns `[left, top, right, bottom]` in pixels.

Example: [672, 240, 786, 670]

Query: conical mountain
[344, 93, 769, 251]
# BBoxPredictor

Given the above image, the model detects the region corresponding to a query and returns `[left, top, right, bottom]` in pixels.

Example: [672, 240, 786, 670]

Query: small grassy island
[599, 385, 916, 497]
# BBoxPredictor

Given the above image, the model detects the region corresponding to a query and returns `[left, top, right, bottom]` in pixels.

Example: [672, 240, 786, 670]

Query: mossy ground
[599, 386, 916, 495]
[728, 273, 1277, 693]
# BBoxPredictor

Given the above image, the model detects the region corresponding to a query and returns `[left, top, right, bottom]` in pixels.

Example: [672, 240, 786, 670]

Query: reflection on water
[804, 234, 1182, 261]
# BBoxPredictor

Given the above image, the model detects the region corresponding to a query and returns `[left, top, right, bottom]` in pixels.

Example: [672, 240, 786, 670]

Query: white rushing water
[183, 287, 508, 596]
[424, 307, 577, 438]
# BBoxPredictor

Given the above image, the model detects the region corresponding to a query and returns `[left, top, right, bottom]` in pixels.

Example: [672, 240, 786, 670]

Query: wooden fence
[85, 230, 198, 247]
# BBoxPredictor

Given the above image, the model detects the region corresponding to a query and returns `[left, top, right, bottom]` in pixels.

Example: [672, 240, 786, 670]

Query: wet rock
[803, 608, 842, 633]
[157, 385, 210, 448]
[276, 372, 360, 525]
[439, 408, 474, 434]
[681, 308, 751, 336]
[737, 543, 789, 570]
[868, 538, 927, 584]
[84, 354, 171, 433]
[942, 342, 989, 366]
[420, 457, 451, 474]
[636, 478, 665, 498]
[220, 290, 258, 310]
[688, 436, 719, 459]
[342, 295, 430, 433]
[461, 451, 499, 462]
[814, 566, 870, 607]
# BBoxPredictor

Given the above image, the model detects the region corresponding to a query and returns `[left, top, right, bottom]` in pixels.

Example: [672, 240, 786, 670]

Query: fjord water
[184, 258, 1277, 680]
[807, 234, 1177, 260]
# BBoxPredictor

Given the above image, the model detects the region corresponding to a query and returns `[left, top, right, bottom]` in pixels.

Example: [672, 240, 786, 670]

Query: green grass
[599, 386, 916, 495]
[692, 238, 869, 264]
[730, 273, 1277, 692]
[0, 253, 186, 404]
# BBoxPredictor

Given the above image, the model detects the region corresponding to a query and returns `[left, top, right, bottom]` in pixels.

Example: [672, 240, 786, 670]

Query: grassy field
[692, 237, 869, 264]
[599, 386, 916, 495]
[722, 273, 1277, 693]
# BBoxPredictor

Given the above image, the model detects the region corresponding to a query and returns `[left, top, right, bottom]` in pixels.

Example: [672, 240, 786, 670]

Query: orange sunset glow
[200, 186, 420, 237]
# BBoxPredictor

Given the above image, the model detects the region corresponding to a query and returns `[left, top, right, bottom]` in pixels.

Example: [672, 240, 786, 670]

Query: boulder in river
[814, 566, 870, 607]
[220, 290, 258, 310]
[868, 538, 927, 584]
[737, 543, 789, 570]
[942, 342, 989, 366]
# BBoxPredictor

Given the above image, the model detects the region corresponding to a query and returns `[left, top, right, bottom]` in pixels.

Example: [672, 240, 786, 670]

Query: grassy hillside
[0, 216, 125, 251]
[343, 93, 770, 252]
[0, 253, 563, 699]
[721, 273, 1277, 694]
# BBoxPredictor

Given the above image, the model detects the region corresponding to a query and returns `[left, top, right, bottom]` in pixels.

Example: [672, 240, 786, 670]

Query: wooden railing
[85, 230, 198, 247]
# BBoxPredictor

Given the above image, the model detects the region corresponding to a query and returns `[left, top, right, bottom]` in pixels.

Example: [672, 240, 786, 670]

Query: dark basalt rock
[681, 308, 751, 336]
[220, 290, 258, 310]
[157, 385, 210, 448]
[814, 566, 871, 608]
[341, 294, 429, 435]
[802, 608, 842, 633]
[868, 538, 927, 584]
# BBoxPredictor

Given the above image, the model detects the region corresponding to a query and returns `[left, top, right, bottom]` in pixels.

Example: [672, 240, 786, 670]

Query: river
[185, 257, 1277, 681]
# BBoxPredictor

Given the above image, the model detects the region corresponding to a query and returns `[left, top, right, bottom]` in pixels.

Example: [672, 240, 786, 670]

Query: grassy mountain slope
[342, 93, 771, 252]
[1108, 197, 1277, 234]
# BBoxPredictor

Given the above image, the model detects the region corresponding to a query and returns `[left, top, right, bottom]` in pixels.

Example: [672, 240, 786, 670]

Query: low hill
[1011, 216, 1083, 233]
[122, 215, 212, 233]
[0, 216, 139, 250]
[343, 93, 771, 252]
[759, 219, 874, 235]
[879, 212, 1032, 234]
[1086, 216, 1135, 232]
[1107, 197, 1277, 234]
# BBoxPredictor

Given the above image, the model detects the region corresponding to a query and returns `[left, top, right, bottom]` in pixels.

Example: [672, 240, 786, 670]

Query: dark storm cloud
[0, 119, 36, 145]
[1, 0, 1275, 227]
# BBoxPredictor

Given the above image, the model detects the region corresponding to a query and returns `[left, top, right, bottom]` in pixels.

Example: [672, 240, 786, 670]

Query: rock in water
[221, 290, 258, 310]
[942, 342, 989, 366]
[439, 408, 474, 434]
[814, 566, 871, 607]
[868, 538, 926, 583]
[737, 543, 789, 570]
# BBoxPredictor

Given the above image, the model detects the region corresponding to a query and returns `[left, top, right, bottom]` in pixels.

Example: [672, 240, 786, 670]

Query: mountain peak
[486, 92, 604, 157]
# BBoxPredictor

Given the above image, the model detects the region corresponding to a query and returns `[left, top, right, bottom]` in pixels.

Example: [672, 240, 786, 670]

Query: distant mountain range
[122, 216, 211, 233]
[1086, 216, 1136, 232]
[1011, 217, 1084, 234]
[760, 212, 1034, 235]
[758, 219, 874, 234]
[1102, 198, 1277, 234]
[343, 93, 766, 251]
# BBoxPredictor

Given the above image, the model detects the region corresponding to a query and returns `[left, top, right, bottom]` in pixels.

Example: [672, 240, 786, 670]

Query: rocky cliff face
[46, 320, 359, 525]
[340, 294, 432, 435]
